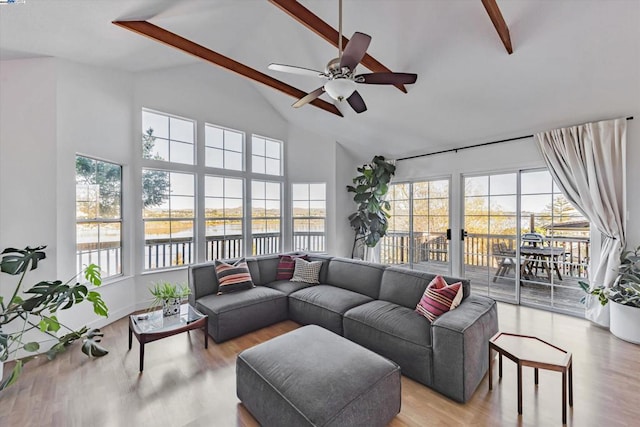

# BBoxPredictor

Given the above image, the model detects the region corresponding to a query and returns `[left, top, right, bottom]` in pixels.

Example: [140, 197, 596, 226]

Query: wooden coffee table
[129, 303, 208, 372]
[488, 332, 573, 424]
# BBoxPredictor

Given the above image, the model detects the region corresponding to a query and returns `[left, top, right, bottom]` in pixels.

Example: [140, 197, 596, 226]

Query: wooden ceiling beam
[268, 0, 407, 93]
[481, 0, 513, 54]
[112, 20, 343, 117]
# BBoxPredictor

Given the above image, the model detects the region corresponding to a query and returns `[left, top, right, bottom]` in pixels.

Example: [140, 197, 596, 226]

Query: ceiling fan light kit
[324, 77, 356, 102]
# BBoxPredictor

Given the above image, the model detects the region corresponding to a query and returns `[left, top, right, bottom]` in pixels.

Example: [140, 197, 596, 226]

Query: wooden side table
[488, 332, 573, 424]
[129, 303, 208, 372]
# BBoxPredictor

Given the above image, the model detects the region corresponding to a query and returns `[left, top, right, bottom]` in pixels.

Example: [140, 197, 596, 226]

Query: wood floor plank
[0, 304, 639, 426]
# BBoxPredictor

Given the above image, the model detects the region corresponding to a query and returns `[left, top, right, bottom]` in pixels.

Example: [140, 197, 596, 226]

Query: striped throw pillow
[415, 276, 463, 323]
[290, 257, 322, 284]
[276, 255, 309, 280]
[215, 258, 255, 295]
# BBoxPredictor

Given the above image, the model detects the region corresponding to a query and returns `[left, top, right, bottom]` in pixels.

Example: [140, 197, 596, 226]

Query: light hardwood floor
[1, 303, 639, 426]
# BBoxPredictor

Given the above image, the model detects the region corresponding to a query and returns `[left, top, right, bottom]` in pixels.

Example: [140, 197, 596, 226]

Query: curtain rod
[396, 116, 634, 162]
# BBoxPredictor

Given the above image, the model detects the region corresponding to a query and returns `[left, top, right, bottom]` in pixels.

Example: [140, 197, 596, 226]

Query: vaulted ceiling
[1, 0, 639, 158]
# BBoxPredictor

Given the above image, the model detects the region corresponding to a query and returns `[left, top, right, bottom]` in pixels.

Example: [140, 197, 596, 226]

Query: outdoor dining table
[520, 246, 566, 281]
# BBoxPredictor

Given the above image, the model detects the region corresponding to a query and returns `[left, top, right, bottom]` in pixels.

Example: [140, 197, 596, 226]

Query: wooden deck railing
[381, 232, 590, 279]
[136, 232, 327, 269]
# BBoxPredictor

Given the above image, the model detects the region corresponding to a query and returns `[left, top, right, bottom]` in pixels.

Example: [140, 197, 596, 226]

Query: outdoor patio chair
[492, 242, 517, 282]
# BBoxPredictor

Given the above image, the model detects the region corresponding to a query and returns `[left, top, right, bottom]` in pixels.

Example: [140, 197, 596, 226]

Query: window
[142, 170, 194, 269]
[205, 176, 244, 260]
[252, 135, 282, 176]
[292, 183, 326, 252]
[75, 156, 122, 278]
[142, 109, 195, 165]
[251, 180, 281, 255]
[205, 124, 244, 171]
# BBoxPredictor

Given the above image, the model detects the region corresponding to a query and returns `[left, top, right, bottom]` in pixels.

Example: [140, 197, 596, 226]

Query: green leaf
[23, 342, 40, 352]
[0, 246, 47, 275]
[0, 360, 23, 391]
[84, 264, 102, 287]
[354, 192, 371, 203]
[87, 291, 108, 317]
[10, 295, 24, 305]
[39, 315, 61, 333]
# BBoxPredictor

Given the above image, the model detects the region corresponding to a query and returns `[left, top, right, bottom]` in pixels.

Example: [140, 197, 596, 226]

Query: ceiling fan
[268, 0, 417, 114]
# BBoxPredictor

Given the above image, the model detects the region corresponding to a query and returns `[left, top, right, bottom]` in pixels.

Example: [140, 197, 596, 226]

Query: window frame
[204, 123, 245, 171]
[75, 155, 123, 279]
[141, 169, 196, 271]
[250, 179, 282, 255]
[204, 175, 245, 260]
[142, 108, 196, 165]
[291, 182, 327, 252]
[251, 134, 283, 176]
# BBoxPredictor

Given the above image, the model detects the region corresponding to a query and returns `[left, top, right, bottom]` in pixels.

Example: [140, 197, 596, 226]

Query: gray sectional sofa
[188, 253, 498, 403]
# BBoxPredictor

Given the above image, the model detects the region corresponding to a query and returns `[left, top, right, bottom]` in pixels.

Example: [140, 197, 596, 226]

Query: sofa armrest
[188, 263, 219, 305]
[430, 295, 498, 402]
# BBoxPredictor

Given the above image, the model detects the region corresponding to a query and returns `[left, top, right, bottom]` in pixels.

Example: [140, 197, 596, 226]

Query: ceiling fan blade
[347, 90, 367, 114]
[356, 73, 418, 85]
[268, 63, 324, 78]
[340, 32, 372, 71]
[268, 0, 406, 93]
[292, 86, 325, 108]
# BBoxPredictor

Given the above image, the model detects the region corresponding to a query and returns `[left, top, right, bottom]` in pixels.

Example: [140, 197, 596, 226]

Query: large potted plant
[0, 246, 109, 390]
[580, 245, 640, 343]
[346, 155, 396, 259]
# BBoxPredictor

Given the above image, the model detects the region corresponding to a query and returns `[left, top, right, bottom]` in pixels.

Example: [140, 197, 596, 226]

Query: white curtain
[535, 118, 627, 327]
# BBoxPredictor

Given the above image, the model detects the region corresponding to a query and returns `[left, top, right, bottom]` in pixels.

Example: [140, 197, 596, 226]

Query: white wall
[335, 143, 360, 258]
[0, 59, 58, 344]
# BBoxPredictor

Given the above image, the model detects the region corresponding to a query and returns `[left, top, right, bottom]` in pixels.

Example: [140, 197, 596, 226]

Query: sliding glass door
[519, 170, 589, 315]
[381, 179, 451, 274]
[462, 173, 518, 303]
[461, 169, 589, 314]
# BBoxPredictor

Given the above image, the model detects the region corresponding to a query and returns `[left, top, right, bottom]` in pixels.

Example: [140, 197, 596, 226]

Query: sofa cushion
[264, 279, 315, 296]
[379, 266, 471, 308]
[325, 258, 386, 299]
[343, 300, 434, 385]
[276, 254, 308, 280]
[291, 258, 322, 284]
[415, 276, 463, 323]
[195, 286, 287, 342]
[289, 285, 373, 335]
[215, 258, 255, 295]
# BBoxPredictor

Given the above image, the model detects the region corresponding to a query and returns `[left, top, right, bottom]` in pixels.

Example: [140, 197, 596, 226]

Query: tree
[347, 156, 396, 257]
[142, 128, 171, 208]
[75, 129, 170, 215]
[75, 157, 121, 217]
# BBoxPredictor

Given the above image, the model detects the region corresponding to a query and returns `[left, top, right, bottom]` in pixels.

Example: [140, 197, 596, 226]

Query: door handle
[461, 229, 468, 241]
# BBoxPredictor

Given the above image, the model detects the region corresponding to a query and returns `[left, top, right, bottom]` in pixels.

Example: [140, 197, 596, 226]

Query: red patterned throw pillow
[215, 258, 255, 295]
[415, 275, 463, 323]
[276, 255, 309, 280]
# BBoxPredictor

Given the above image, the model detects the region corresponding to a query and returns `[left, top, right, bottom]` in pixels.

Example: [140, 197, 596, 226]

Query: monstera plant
[0, 245, 109, 390]
[347, 155, 396, 258]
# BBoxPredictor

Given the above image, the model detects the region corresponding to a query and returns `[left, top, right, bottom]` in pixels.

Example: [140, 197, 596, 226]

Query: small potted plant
[148, 282, 191, 317]
[580, 245, 640, 343]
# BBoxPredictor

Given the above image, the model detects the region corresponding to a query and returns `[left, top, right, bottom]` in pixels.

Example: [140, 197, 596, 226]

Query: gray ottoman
[236, 325, 401, 427]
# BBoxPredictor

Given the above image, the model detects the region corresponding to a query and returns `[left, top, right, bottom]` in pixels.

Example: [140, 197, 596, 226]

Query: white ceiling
[1, 0, 639, 158]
